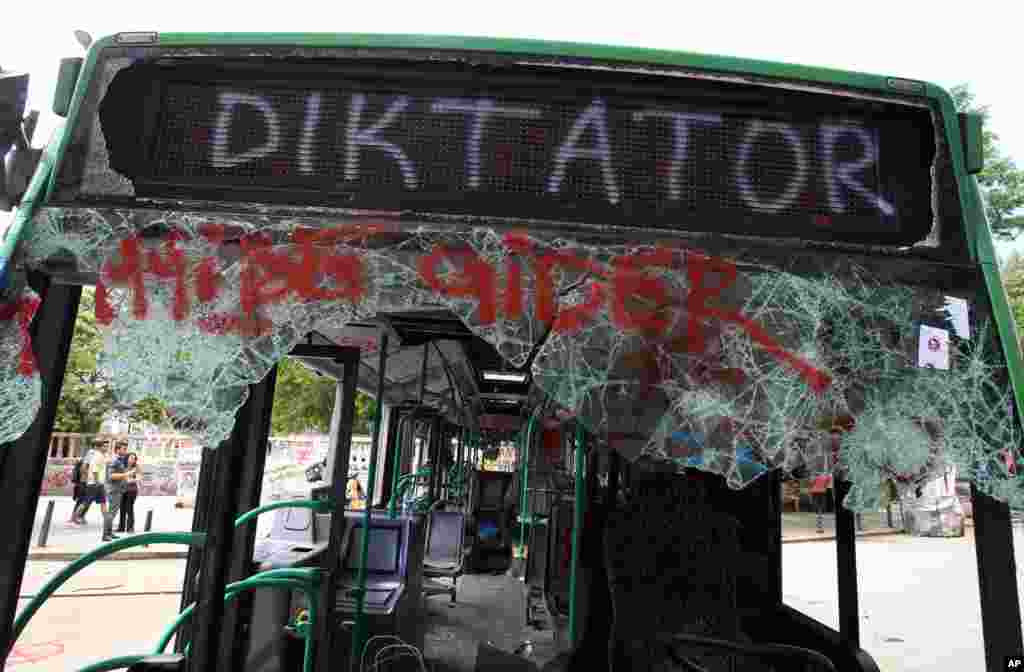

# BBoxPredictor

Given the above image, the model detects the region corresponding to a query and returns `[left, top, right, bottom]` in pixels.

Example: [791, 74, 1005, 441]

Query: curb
[28, 550, 189, 561]
[782, 529, 905, 544]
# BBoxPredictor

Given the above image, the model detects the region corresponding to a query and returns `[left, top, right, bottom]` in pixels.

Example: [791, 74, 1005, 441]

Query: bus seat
[604, 467, 747, 671]
[423, 506, 466, 604]
[538, 502, 614, 672]
[604, 467, 837, 671]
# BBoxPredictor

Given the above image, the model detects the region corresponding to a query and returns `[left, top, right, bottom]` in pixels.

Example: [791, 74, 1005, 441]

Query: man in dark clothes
[103, 441, 131, 542]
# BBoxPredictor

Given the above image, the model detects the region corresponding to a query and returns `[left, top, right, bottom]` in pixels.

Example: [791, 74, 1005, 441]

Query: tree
[270, 357, 337, 434]
[1002, 252, 1024, 348]
[53, 287, 173, 434]
[269, 356, 377, 436]
[53, 288, 116, 433]
[130, 396, 169, 427]
[54, 289, 374, 436]
[353, 393, 377, 435]
[950, 84, 1024, 240]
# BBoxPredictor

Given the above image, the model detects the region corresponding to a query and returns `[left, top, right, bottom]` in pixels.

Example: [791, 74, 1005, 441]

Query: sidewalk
[29, 495, 910, 562]
[781, 511, 906, 543]
[28, 496, 198, 561]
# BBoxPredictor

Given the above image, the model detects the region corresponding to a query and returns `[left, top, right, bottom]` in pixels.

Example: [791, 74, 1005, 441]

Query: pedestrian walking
[810, 473, 833, 534]
[72, 442, 111, 529]
[103, 440, 131, 542]
[118, 452, 141, 533]
[68, 454, 88, 524]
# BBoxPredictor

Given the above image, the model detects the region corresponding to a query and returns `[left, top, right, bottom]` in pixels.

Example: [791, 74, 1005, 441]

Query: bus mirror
[53, 58, 83, 117]
[0, 69, 35, 211]
[960, 112, 985, 175]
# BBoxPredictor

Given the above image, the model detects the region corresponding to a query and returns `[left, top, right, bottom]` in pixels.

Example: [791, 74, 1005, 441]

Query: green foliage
[54, 287, 172, 433]
[271, 357, 337, 434]
[130, 396, 169, 427]
[54, 288, 375, 437]
[269, 357, 377, 435]
[951, 84, 1024, 240]
[54, 288, 116, 433]
[1002, 252, 1024, 345]
[354, 392, 377, 435]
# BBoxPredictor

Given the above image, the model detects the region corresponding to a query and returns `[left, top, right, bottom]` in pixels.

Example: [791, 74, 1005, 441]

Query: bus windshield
[4, 33, 1024, 672]
[1, 36, 1019, 514]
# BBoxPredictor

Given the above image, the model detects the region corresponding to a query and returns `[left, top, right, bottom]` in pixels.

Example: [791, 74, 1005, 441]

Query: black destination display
[98, 58, 936, 244]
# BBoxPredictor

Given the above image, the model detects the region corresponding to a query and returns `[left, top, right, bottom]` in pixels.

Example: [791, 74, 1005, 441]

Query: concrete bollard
[143, 510, 154, 547]
[37, 500, 55, 548]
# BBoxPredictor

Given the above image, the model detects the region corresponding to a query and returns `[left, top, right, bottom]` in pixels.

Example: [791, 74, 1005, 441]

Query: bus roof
[101, 31, 940, 100]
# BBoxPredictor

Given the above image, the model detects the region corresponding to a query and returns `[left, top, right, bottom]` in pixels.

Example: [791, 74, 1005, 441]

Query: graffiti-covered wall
[40, 457, 180, 496]
[40, 433, 359, 497]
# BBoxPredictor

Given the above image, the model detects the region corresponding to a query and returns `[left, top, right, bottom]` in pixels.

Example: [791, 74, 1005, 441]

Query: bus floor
[422, 572, 559, 672]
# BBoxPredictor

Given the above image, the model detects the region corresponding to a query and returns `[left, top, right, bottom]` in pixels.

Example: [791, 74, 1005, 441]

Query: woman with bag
[118, 453, 141, 533]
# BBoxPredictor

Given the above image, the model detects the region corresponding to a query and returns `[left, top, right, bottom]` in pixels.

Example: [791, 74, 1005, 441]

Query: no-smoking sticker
[918, 325, 950, 370]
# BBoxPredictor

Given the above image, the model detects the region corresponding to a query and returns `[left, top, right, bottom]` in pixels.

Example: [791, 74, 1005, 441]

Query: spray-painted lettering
[1, 224, 829, 392]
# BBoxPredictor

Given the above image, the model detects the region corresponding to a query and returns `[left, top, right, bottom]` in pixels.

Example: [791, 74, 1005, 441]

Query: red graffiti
[423, 234, 829, 393]
[8, 640, 64, 666]
[95, 225, 373, 337]
[0, 294, 41, 376]
[1, 222, 829, 393]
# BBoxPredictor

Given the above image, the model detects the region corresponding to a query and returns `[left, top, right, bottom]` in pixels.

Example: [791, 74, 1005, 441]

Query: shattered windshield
[1, 44, 1019, 515]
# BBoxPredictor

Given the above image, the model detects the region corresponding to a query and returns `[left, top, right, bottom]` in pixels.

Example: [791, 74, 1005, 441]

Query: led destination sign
[99, 61, 935, 244]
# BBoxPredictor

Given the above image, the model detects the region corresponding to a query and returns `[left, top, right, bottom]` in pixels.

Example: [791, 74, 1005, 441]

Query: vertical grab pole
[351, 331, 388, 671]
[388, 411, 406, 519]
[520, 413, 537, 549]
[568, 421, 585, 647]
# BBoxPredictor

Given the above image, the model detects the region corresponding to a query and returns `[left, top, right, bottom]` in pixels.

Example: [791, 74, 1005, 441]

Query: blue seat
[423, 504, 466, 604]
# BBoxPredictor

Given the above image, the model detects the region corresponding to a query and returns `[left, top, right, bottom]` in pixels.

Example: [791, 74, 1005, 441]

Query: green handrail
[387, 467, 432, 513]
[518, 412, 538, 549]
[568, 422, 586, 646]
[155, 568, 321, 652]
[179, 572, 320, 665]
[10, 532, 205, 654]
[446, 461, 471, 501]
[388, 411, 407, 518]
[73, 655, 149, 672]
[234, 498, 333, 529]
[79, 574, 319, 672]
[156, 576, 319, 672]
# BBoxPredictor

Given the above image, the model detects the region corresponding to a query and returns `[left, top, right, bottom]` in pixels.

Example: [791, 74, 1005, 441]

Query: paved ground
[12, 530, 1016, 672]
[11, 560, 186, 671]
[13, 498, 995, 671]
[27, 496, 274, 560]
[781, 510, 905, 542]
[28, 495, 903, 561]
[783, 527, 1024, 672]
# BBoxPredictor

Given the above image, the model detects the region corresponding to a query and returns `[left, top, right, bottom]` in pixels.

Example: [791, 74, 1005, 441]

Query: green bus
[0, 31, 1021, 672]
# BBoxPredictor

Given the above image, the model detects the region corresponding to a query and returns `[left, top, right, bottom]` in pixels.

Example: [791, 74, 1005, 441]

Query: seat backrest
[604, 466, 743, 672]
[426, 510, 465, 564]
[477, 472, 510, 510]
[268, 506, 315, 544]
